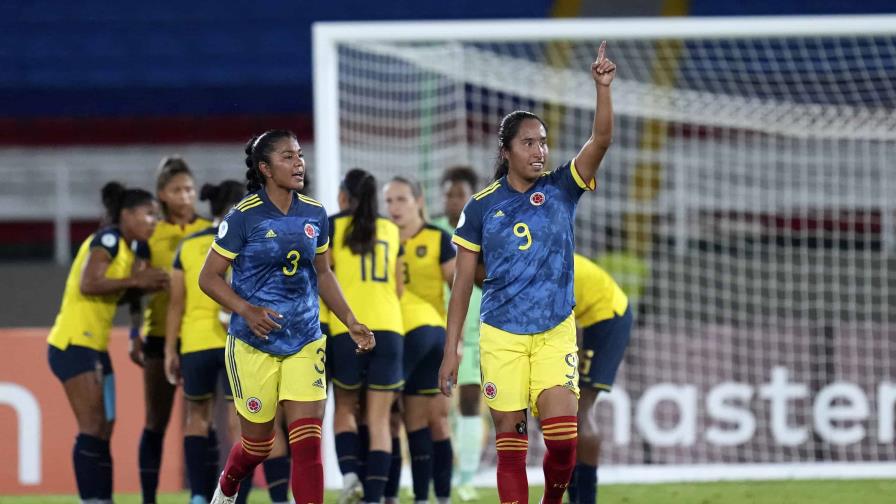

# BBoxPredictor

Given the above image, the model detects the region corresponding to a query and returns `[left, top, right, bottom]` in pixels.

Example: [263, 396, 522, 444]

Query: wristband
[129, 327, 140, 341]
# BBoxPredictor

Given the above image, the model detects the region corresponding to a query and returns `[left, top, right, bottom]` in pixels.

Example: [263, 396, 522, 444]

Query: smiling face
[503, 118, 549, 183]
[259, 137, 305, 192]
[384, 180, 423, 229]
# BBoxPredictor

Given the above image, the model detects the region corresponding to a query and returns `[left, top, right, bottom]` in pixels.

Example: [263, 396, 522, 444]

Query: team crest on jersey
[530, 192, 546, 206]
[416, 245, 427, 257]
[483, 382, 498, 399]
[218, 221, 229, 239]
[304, 223, 317, 238]
[246, 397, 262, 413]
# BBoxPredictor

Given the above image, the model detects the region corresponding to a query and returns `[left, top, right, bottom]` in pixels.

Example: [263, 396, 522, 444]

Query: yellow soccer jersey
[328, 212, 403, 335]
[172, 226, 227, 354]
[401, 290, 444, 333]
[48, 227, 149, 351]
[573, 253, 629, 328]
[402, 224, 455, 320]
[143, 217, 211, 337]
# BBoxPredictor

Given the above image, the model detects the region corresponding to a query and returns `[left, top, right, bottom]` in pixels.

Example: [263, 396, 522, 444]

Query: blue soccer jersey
[211, 190, 330, 356]
[453, 160, 595, 334]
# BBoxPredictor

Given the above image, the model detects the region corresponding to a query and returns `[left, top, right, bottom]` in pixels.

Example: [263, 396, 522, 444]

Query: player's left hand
[592, 40, 616, 86]
[348, 321, 375, 354]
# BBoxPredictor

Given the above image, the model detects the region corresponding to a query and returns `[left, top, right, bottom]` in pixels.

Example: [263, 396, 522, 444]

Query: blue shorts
[403, 326, 445, 396]
[579, 308, 633, 392]
[328, 330, 403, 391]
[181, 348, 232, 400]
[47, 344, 116, 421]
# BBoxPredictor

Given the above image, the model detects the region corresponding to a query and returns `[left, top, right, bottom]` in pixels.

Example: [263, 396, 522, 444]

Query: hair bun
[101, 181, 125, 209]
[199, 183, 218, 202]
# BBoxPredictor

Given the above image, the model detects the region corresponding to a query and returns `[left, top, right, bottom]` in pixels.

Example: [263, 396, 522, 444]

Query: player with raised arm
[439, 42, 616, 504]
[328, 169, 404, 504]
[48, 182, 168, 504]
[200, 130, 374, 504]
[384, 176, 456, 504]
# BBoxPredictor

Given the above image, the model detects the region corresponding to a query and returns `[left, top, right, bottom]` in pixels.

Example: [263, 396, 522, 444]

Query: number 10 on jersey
[360, 240, 390, 282]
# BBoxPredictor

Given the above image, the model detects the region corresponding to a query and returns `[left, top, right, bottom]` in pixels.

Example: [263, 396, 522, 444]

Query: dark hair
[101, 181, 154, 225]
[200, 180, 246, 218]
[341, 168, 378, 255]
[441, 165, 478, 191]
[244, 129, 298, 192]
[390, 175, 425, 219]
[493, 111, 546, 181]
[156, 156, 194, 217]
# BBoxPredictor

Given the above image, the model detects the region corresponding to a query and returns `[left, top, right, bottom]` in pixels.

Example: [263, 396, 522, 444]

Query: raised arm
[573, 40, 616, 185]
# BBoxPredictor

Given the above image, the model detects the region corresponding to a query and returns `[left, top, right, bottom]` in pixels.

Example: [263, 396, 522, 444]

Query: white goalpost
[312, 15, 896, 485]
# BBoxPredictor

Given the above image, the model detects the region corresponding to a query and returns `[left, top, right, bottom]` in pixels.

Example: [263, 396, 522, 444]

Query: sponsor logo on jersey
[305, 223, 317, 238]
[246, 397, 262, 413]
[530, 192, 546, 206]
[416, 245, 427, 257]
[265, 229, 278, 238]
[483, 381, 498, 399]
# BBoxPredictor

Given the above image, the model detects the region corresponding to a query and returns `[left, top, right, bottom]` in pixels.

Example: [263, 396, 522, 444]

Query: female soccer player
[328, 168, 403, 504]
[200, 130, 373, 504]
[565, 254, 632, 504]
[164, 180, 290, 504]
[47, 182, 168, 504]
[439, 42, 616, 504]
[384, 176, 455, 504]
[137, 157, 211, 504]
[432, 166, 484, 500]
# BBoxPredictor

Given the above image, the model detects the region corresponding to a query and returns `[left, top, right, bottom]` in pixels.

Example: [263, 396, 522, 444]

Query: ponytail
[341, 168, 378, 255]
[200, 180, 246, 218]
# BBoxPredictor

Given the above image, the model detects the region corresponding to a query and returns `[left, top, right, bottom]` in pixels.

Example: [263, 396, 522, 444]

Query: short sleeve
[316, 208, 330, 254]
[452, 198, 483, 252]
[549, 159, 596, 201]
[438, 229, 456, 263]
[212, 209, 248, 260]
[328, 215, 336, 246]
[132, 240, 151, 260]
[89, 229, 121, 259]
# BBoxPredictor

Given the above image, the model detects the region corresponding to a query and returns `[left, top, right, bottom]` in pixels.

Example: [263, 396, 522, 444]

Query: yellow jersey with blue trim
[212, 190, 330, 356]
[453, 160, 595, 334]
[402, 223, 455, 320]
[401, 290, 445, 332]
[173, 226, 227, 354]
[328, 212, 403, 335]
[48, 227, 150, 351]
[143, 216, 211, 337]
[573, 253, 629, 328]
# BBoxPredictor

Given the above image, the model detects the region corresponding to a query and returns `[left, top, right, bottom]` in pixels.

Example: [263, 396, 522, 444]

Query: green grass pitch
[5, 480, 895, 503]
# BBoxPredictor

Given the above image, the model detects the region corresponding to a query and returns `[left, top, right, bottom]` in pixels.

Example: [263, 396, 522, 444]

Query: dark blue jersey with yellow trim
[212, 190, 330, 356]
[453, 160, 594, 334]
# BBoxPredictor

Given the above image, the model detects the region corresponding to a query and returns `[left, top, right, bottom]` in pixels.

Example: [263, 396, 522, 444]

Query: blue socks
[139, 428, 164, 503]
[432, 439, 453, 499]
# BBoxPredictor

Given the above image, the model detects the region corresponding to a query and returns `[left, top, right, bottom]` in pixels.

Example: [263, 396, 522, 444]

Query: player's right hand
[239, 305, 282, 339]
[164, 348, 181, 386]
[132, 267, 169, 291]
[438, 349, 461, 397]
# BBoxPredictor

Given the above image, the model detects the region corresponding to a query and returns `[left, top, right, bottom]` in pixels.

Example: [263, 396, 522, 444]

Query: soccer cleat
[456, 484, 481, 502]
[337, 472, 363, 504]
[210, 482, 237, 504]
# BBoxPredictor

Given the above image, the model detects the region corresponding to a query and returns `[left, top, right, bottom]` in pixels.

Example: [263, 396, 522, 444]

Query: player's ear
[258, 161, 272, 178]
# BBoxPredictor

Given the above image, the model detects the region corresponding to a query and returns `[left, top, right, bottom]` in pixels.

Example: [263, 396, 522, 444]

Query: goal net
[313, 16, 896, 483]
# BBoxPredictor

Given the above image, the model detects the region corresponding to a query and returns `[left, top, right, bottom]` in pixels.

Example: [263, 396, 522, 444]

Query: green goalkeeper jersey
[432, 215, 481, 345]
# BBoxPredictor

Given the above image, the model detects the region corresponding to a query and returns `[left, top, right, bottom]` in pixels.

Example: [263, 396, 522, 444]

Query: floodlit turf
[5, 480, 895, 503]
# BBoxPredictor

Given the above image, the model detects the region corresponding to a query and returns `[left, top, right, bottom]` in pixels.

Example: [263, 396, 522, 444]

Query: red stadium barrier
[0, 328, 184, 495]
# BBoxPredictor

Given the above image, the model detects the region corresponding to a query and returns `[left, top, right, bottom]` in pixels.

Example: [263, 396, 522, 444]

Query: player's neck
[400, 218, 425, 241]
[166, 209, 195, 226]
[265, 184, 294, 215]
[506, 172, 537, 193]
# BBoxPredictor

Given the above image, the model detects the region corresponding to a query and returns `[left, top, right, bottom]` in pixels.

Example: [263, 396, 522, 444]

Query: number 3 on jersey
[283, 250, 301, 276]
[514, 222, 532, 251]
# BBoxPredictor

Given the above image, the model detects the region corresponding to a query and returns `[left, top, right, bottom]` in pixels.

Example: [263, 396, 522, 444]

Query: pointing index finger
[597, 40, 606, 63]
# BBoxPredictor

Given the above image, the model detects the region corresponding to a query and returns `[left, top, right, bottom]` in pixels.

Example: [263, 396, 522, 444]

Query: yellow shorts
[225, 335, 327, 423]
[479, 313, 579, 417]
